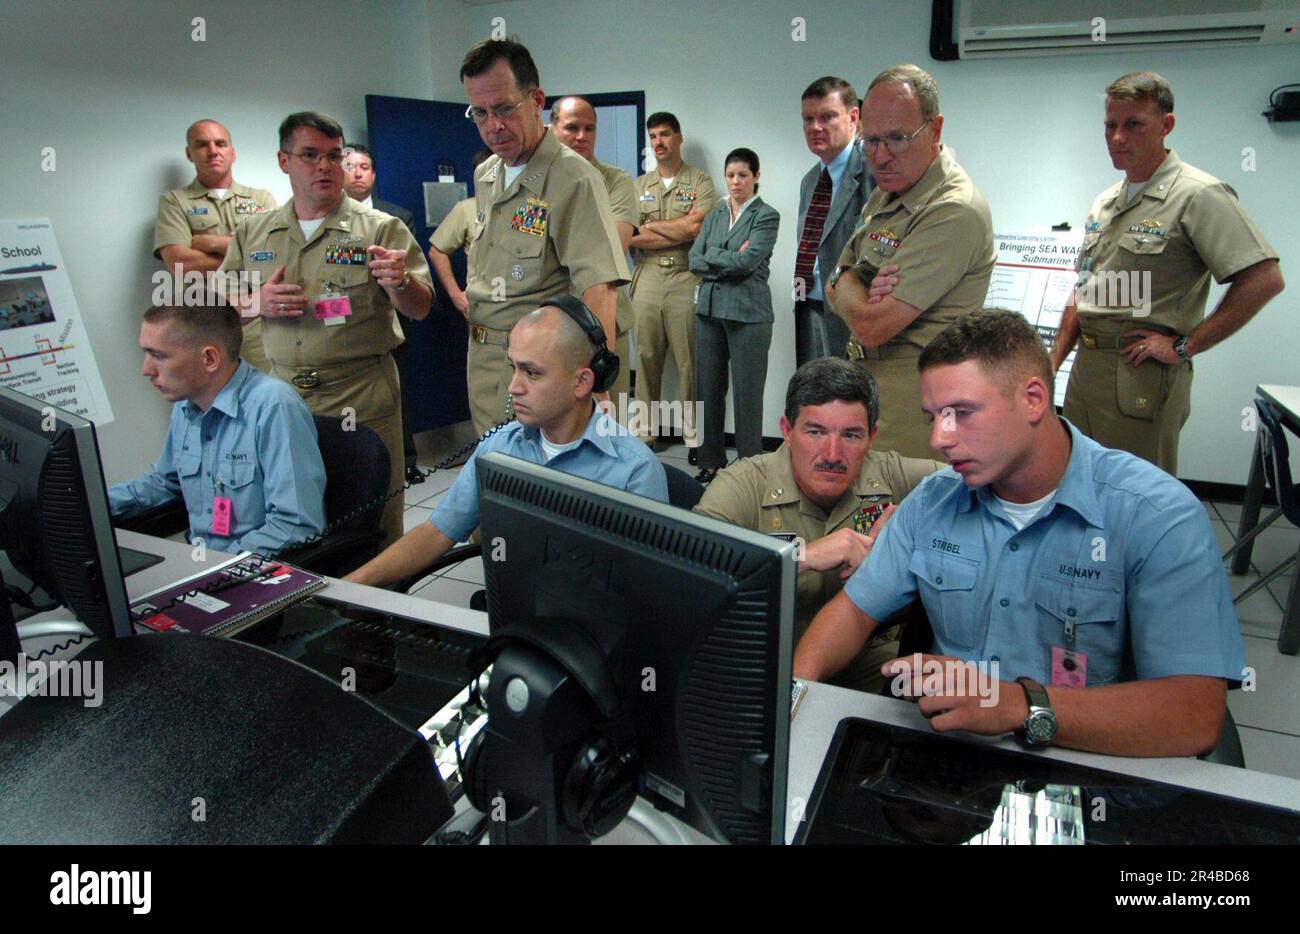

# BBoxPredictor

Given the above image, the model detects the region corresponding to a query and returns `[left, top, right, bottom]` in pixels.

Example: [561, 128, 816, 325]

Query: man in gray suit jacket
[794, 77, 873, 366]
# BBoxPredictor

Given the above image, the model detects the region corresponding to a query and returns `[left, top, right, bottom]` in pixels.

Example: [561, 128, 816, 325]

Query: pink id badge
[1051, 645, 1087, 688]
[211, 496, 233, 537]
[314, 292, 352, 326]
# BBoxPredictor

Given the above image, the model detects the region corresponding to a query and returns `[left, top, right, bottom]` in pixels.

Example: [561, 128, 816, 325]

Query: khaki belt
[1079, 332, 1137, 351]
[846, 339, 922, 362]
[653, 255, 685, 268]
[273, 355, 385, 390]
[470, 323, 509, 346]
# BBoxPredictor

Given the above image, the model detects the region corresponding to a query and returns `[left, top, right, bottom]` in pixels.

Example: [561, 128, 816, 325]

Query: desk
[111, 531, 1300, 844]
[1231, 384, 1300, 654]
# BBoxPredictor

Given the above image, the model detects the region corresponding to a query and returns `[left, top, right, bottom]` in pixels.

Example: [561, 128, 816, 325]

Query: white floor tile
[404, 468, 461, 507]
[402, 506, 432, 534]
[440, 554, 485, 585]
[1237, 726, 1300, 782]
[1227, 635, 1300, 736]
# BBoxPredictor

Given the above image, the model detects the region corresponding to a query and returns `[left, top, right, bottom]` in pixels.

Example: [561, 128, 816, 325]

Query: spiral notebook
[130, 552, 328, 638]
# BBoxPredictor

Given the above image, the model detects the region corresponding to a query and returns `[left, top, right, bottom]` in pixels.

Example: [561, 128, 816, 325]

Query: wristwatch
[394, 271, 411, 293]
[1015, 677, 1058, 747]
[1173, 335, 1192, 362]
[828, 265, 847, 289]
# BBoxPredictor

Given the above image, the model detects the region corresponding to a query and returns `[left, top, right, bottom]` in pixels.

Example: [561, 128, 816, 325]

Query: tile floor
[401, 443, 1300, 783]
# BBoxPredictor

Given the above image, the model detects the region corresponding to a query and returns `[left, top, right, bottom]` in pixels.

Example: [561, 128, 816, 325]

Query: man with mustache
[153, 119, 277, 372]
[694, 357, 940, 692]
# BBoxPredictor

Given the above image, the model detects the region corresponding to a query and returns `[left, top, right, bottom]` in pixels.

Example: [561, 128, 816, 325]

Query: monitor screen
[475, 452, 795, 845]
[0, 386, 132, 662]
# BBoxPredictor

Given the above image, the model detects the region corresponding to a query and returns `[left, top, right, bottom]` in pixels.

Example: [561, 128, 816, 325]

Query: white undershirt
[298, 217, 325, 240]
[503, 163, 526, 187]
[540, 434, 583, 462]
[991, 489, 1056, 531]
[359, 195, 374, 209]
[659, 175, 676, 191]
[208, 187, 229, 199]
[1120, 178, 1149, 207]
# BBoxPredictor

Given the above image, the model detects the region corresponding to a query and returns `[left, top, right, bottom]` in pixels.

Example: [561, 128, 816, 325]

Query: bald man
[153, 119, 278, 371]
[346, 303, 667, 590]
[550, 96, 637, 403]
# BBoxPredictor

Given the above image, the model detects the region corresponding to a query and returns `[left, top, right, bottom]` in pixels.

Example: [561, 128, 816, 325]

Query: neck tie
[794, 167, 833, 298]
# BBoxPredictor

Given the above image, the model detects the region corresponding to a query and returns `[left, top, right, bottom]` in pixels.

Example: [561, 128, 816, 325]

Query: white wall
[457, 0, 1298, 484]
[3, 0, 1295, 485]
[0, 0, 440, 483]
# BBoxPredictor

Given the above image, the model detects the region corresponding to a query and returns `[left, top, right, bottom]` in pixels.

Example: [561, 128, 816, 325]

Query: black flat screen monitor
[476, 452, 795, 844]
[0, 386, 132, 662]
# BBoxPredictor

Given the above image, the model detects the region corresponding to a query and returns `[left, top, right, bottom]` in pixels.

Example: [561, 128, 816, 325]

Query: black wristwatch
[1015, 677, 1058, 747]
[1173, 335, 1191, 362]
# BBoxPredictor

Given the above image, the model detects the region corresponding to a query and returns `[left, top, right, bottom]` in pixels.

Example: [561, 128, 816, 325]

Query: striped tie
[794, 168, 832, 296]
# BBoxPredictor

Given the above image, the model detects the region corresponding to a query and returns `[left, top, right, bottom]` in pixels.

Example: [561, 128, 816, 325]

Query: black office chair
[391, 464, 707, 606]
[881, 600, 1245, 767]
[114, 416, 389, 578]
[0, 632, 452, 842]
[1222, 399, 1300, 623]
[277, 416, 390, 578]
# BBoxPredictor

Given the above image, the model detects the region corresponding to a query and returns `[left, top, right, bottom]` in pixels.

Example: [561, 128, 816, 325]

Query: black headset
[543, 295, 620, 393]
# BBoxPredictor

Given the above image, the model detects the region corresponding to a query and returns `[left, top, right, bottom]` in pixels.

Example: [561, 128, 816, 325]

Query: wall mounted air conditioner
[956, 0, 1300, 59]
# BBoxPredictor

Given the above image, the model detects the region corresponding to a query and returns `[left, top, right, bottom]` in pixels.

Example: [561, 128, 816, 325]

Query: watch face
[1027, 711, 1059, 744]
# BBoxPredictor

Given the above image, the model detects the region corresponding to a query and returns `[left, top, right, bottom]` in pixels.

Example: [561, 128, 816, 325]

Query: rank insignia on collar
[511, 198, 549, 237]
[851, 501, 887, 534]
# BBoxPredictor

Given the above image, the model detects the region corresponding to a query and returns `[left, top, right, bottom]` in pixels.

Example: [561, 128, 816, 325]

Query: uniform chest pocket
[1034, 577, 1126, 685]
[217, 459, 256, 491]
[322, 264, 370, 290]
[1118, 233, 1169, 256]
[176, 451, 203, 480]
[189, 214, 219, 232]
[909, 548, 983, 653]
[505, 234, 545, 259]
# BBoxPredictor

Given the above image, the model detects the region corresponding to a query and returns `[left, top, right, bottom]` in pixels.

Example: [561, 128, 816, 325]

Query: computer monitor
[471, 452, 795, 845]
[0, 386, 132, 664]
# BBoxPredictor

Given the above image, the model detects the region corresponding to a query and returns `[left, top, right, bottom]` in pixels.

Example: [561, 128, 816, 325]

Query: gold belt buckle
[657, 256, 675, 267]
[1082, 334, 1098, 349]
[845, 340, 865, 361]
[471, 324, 488, 343]
[292, 371, 319, 390]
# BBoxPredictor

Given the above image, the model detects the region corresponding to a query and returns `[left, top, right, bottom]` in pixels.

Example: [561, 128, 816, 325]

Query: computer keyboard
[245, 597, 488, 732]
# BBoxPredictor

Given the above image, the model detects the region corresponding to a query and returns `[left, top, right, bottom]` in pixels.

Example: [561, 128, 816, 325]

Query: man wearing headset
[346, 301, 668, 589]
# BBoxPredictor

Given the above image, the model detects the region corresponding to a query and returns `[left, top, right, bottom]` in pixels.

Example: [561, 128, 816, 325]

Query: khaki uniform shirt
[592, 157, 638, 334]
[220, 196, 432, 368]
[153, 179, 276, 258]
[466, 129, 629, 331]
[836, 146, 994, 351]
[1075, 149, 1277, 338]
[694, 445, 942, 638]
[632, 163, 716, 275]
[430, 197, 476, 255]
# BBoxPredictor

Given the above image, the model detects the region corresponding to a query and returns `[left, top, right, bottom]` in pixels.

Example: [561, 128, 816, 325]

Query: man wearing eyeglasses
[220, 111, 434, 547]
[459, 39, 629, 435]
[826, 64, 994, 460]
[153, 119, 277, 372]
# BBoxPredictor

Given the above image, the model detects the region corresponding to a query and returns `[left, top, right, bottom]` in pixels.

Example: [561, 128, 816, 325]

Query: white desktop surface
[114, 531, 1300, 845]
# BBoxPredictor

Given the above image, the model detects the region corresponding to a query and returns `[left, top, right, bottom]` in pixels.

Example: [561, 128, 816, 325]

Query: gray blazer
[689, 197, 780, 324]
[795, 141, 872, 300]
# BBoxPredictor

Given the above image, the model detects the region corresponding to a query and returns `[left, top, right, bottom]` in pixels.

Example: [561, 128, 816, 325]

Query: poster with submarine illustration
[0, 219, 114, 423]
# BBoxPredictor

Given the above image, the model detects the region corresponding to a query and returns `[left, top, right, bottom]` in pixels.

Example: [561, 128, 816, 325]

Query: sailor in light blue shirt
[348, 303, 667, 589]
[110, 305, 326, 556]
[795, 311, 1244, 757]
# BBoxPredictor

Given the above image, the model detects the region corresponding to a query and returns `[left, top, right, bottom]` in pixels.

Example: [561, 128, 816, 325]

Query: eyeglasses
[465, 96, 531, 124]
[860, 120, 930, 155]
[283, 149, 345, 166]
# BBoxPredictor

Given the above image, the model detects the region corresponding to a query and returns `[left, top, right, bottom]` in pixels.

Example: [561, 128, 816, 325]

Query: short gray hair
[868, 64, 940, 121]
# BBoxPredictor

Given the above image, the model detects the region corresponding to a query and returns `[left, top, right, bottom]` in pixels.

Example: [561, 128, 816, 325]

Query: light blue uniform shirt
[430, 405, 669, 543]
[109, 361, 327, 555]
[809, 141, 854, 302]
[844, 420, 1246, 686]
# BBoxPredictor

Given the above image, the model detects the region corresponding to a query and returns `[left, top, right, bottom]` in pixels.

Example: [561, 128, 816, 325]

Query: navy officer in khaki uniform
[550, 95, 638, 404]
[154, 119, 277, 372]
[694, 357, 941, 693]
[1051, 72, 1283, 474]
[460, 39, 629, 435]
[827, 64, 993, 461]
[221, 111, 433, 547]
[629, 112, 716, 448]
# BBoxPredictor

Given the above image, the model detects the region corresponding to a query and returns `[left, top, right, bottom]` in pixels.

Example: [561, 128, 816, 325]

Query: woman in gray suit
[689, 148, 780, 483]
